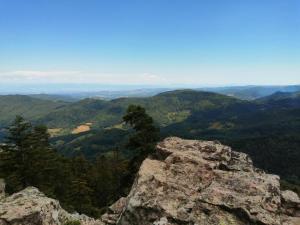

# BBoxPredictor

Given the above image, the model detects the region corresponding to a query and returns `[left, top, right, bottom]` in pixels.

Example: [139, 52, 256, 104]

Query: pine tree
[90, 155, 112, 207]
[28, 125, 63, 195]
[122, 105, 160, 188]
[123, 105, 160, 156]
[68, 155, 93, 214]
[0, 116, 33, 192]
[0, 116, 65, 196]
[69, 178, 93, 213]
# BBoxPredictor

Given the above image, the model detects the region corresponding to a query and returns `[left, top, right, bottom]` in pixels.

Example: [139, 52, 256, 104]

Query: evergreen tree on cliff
[123, 105, 160, 156]
[123, 105, 160, 187]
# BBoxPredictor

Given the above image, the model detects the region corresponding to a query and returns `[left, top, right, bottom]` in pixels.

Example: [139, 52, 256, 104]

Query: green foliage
[122, 105, 160, 188]
[1, 89, 300, 213]
[123, 105, 160, 156]
[0, 90, 239, 130]
[0, 116, 63, 193]
[63, 220, 81, 225]
[0, 116, 130, 218]
[52, 128, 130, 159]
[45, 91, 300, 191]
[0, 95, 67, 127]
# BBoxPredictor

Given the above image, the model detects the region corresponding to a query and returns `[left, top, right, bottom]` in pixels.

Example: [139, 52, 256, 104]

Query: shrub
[63, 220, 81, 225]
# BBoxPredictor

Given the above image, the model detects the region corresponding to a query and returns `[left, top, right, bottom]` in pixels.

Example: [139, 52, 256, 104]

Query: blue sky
[0, 0, 299, 86]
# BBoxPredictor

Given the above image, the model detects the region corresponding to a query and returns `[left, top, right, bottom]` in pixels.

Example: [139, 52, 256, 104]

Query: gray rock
[101, 197, 127, 224]
[0, 186, 103, 225]
[1, 137, 299, 225]
[103, 137, 300, 225]
[281, 190, 300, 217]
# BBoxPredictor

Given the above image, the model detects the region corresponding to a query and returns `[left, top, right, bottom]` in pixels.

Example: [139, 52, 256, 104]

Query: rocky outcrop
[101, 198, 127, 225]
[1, 137, 299, 225]
[103, 137, 300, 225]
[280, 190, 300, 225]
[0, 186, 103, 225]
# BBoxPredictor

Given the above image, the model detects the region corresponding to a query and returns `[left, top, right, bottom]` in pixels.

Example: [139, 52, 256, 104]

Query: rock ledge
[105, 137, 300, 225]
[1, 137, 299, 225]
[0, 186, 103, 225]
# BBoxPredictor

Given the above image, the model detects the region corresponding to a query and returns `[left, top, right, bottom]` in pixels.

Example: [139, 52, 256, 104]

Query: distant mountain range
[0, 87, 299, 186]
[1, 88, 300, 135]
[29, 88, 173, 101]
[0, 90, 239, 130]
[2, 85, 300, 102]
[201, 85, 300, 100]
[257, 91, 300, 102]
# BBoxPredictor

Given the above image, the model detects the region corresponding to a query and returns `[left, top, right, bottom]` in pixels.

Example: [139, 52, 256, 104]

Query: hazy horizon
[1, 83, 300, 95]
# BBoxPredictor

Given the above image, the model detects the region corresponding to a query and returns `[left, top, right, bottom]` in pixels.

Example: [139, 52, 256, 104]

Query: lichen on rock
[0, 137, 299, 225]
[0, 186, 103, 225]
[104, 137, 300, 225]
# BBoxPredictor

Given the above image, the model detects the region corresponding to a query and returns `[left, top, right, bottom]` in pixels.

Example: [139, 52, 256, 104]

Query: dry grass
[48, 128, 63, 137]
[104, 122, 126, 130]
[71, 123, 92, 134]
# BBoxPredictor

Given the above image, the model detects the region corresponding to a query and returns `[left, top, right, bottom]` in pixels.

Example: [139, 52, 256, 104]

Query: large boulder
[103, 137, 300, 225]
[1, 137, 299, 225]
[281, 190, 300, 217]
[0, 186, 103, 225]
[101, 198, 127, 225]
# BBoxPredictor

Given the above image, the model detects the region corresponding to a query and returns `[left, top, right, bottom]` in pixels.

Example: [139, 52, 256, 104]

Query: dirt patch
[72, 123, 92, 134]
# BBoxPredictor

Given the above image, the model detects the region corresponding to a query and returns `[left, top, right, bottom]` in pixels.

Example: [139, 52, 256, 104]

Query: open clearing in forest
[72, 123, 92, 134]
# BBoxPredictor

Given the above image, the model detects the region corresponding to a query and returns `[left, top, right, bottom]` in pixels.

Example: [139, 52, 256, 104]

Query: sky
[0, 0, 299, 88]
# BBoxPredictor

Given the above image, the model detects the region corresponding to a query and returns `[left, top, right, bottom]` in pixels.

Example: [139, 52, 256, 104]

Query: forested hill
[258, 91, 300, 100]
[1, 89, 300, 132]
[0, 89, 299, 194]
[202, 85, 300, 100]
[0, 90, 240, 130]
[0, 95, 68, 127]
[52, 90, 300, 190]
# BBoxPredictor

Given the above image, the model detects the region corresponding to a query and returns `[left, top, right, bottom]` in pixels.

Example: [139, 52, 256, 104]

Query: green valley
[0, 89, 299, 193]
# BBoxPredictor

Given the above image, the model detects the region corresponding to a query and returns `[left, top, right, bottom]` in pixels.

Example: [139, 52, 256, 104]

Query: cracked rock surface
[104, 137, 300, 225]
[1, 137, 299, 225]
[0, 187, 103, 225]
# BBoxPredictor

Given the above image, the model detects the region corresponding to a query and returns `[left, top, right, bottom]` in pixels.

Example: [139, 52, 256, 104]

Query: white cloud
[11, 70, 81, 77]
[0, 70, 81, 81]
[0, 70, 169, 85]
[0, 65, 299, 86]
[139, 73, 168, 83]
